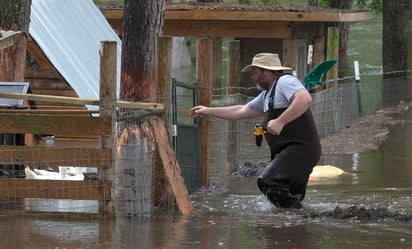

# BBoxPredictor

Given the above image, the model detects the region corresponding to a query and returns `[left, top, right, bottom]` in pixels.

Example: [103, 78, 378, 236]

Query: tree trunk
[308, 0, 317, 6]
[0, 0, 31, 83]
[120, 0, 165, 102]
[382, 0, 411, 107]
[0, 0, 31, 32]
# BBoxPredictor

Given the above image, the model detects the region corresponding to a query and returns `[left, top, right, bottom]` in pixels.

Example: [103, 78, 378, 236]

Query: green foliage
[318, 0, 331, 8]
[261, 0, 278, 3]
[366, 0, 383, 13]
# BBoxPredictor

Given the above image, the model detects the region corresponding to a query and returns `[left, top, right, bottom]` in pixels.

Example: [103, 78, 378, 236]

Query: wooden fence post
[99, 41, 117, 218]
[212, 37, 222, 96]
[197, 37, 213, 186]
[326, 27, 339, 134]
[326, 27, 339, 88]
[407, 21, 412, 100]
[156, 36, 173, 131]
[226, 40, 240, 174]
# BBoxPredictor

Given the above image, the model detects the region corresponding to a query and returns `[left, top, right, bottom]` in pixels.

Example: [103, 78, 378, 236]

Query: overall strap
[267, 73, 293, 110]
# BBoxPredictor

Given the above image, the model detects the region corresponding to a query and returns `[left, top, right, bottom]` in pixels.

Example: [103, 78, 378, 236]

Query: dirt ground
[320, 103, 408, 155]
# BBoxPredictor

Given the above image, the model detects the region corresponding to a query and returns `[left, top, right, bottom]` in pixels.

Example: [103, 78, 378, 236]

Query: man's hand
[267, 118, 284, 136]
[189, 105, 208, 118]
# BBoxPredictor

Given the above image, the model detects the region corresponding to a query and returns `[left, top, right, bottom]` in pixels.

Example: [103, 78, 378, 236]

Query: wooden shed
[100, 3, 372, 86]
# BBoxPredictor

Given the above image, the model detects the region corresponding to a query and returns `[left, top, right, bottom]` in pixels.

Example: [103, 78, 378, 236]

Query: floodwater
[2, 15, 412, 249]
[1, 110, 412, 248]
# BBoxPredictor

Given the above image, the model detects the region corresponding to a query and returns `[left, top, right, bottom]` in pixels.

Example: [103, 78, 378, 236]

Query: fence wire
[1, 73, 410, 218]
[203, 74, 410, 187]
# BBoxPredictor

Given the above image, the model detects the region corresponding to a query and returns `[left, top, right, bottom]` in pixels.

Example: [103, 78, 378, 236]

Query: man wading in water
[189, 53, 321, 209]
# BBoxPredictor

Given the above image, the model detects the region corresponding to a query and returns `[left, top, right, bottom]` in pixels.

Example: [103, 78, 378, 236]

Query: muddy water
[1, 114, 411, 249]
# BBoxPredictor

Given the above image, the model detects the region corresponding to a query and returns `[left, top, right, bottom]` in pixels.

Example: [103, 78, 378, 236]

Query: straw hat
[241, 53, 292, 72]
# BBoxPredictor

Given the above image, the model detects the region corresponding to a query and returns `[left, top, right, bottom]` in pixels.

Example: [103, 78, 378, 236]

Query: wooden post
[156, 36, 173, 131]
[154, 36, 175, 209]
[407, 21, 412, 101]
[197, 37, 213, 186]
[326, 27, 339, 88]
[282, 38, 296, 72]
[326, 27, 339, 134]
[226, 40, 240, 174]
[99, 41, 117, 218]
[212, 37, 222, 96]
[149, 117, 193, 215]
[312, 36, 326, 67]
[227, 40, 240, 95]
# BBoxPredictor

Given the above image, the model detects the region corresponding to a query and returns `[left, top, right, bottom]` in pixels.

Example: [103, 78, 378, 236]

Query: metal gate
[172, 78, 200, 193]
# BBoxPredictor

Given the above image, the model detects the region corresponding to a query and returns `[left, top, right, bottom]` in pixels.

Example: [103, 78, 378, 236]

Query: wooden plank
[164, 20, 292, 38]
[149, 117, 193, 215]
[0, 92, 99, 106]
[26, 37, 54, 68]
[0, 113, 111, 137]
[24, 67, 62, 79]
[165, 10, 373, 22]
[0, 109, 98, 115]
[116, 100, 164, 110]
[0, 179, 111, 200]
[0, 146, 111, 168]
[0, 92, 164, 110]
[99, 41, 117, 218]
[0, 31, 19, 50]
[101, 8, 372, 23]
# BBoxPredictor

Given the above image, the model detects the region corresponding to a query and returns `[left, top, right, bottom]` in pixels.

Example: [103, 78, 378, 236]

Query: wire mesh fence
[203, 73, 410, 187]
[0, 72, 409, 218]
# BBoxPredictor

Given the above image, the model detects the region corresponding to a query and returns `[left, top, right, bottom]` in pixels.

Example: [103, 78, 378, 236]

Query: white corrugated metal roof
[29, 0, 122, 109]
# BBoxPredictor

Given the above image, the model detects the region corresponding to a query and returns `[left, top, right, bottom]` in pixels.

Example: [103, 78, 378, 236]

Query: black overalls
[257, 75, 321, 209]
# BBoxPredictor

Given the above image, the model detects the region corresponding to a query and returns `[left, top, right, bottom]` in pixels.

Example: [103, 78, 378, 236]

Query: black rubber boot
[257, 177, 303, 209]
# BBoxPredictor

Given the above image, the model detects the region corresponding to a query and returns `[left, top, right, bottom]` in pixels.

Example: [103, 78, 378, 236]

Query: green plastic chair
[303, 59, 337, 92]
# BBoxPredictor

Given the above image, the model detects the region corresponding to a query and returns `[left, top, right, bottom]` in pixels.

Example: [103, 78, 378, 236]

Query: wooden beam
[100, 8, 372, 38]
[0, 146, 112, 168]
[0, 179, 111, 200]
[165, 10, 373, 23]
[100, 8, 373, 23]
[26, 36, 54, 68]
[164, 20, 292, 38]
[0, 113, 111, 137]
[0, 92, 99, 106]
[0, 109, 98, 114]
[149, 117, 193, 215]
[0, 92, 164, 110]
[116, 100, 164, 110]
[24, 67, 61, 79]
[0, 31, 19, 50]
[98, 41, 117, 218]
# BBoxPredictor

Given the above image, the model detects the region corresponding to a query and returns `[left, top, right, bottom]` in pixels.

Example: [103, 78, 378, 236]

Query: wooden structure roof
[100, 3, 373, 38]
